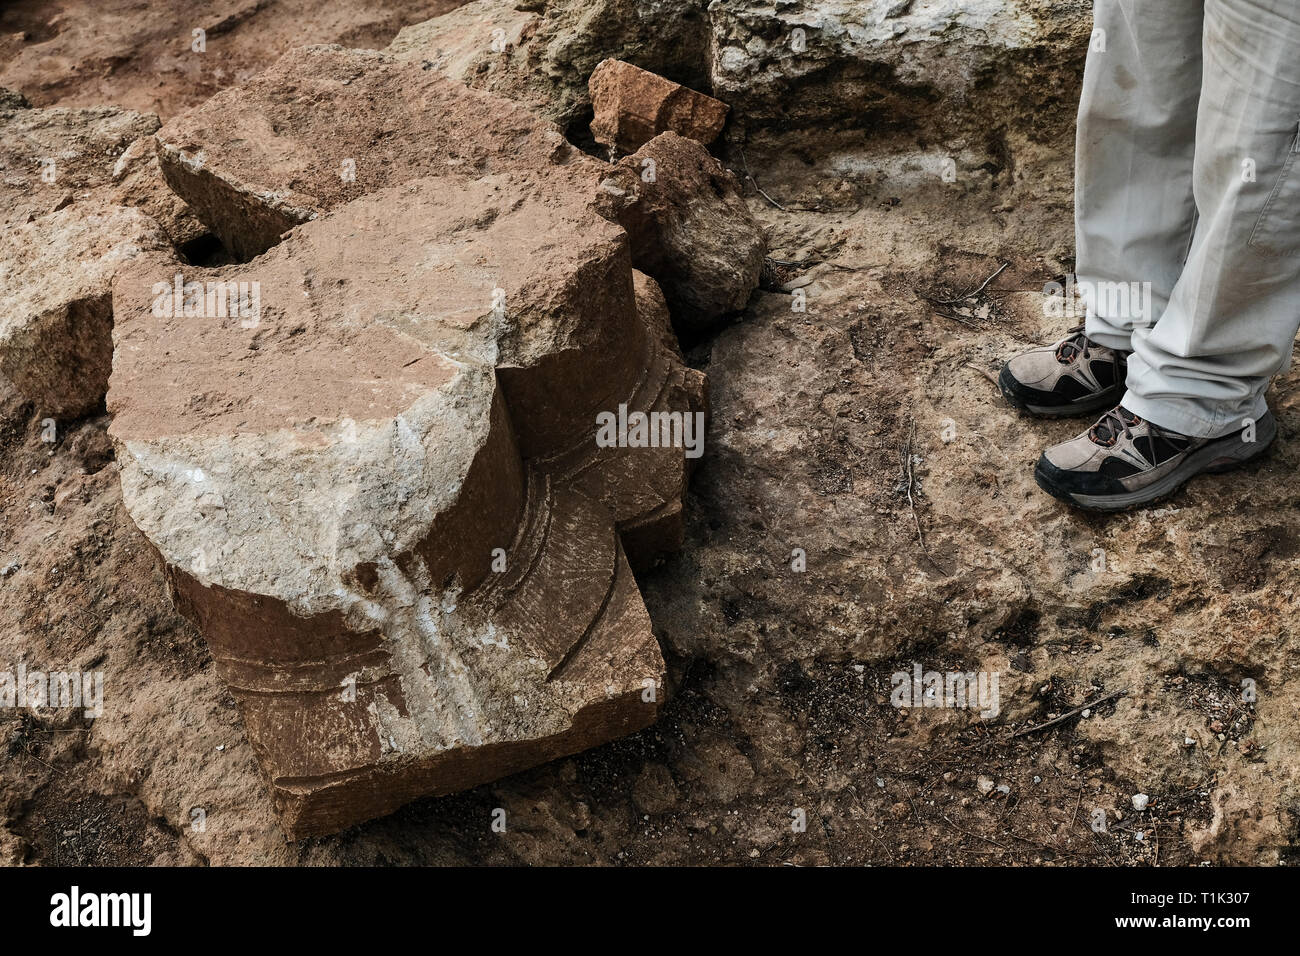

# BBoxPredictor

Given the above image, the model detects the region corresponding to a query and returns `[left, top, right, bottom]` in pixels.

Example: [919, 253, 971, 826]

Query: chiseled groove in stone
[541, 338, 673, 483]
[215, 647, 391, 695]
[487, 479, 617, 671]
[530, 310, 659, 473]
[546, 526, 621, 682]
[475, 469, 555, 612]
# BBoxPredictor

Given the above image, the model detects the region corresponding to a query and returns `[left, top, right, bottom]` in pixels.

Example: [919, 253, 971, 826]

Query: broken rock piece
[0, 101, 202, 417]
[107, 171, 702, 837]
[596, 131, 765, 329]
[0, 98, 201, 244]
[589, 58, 729, 155]
[1, 101, 155, 229]
[0, 202, 170, 416]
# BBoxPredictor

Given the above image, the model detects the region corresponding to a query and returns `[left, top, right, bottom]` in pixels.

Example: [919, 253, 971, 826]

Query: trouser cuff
[1120, 390, 1267, 440]
[1083, 313, 1134, 353]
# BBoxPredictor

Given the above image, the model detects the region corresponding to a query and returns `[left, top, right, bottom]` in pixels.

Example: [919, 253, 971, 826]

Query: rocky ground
[2, 0, 1295, 865]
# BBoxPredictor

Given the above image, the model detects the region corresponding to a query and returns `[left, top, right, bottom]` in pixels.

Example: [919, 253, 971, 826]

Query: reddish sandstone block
[588, 58, 729, 155]
[107, 172, 695, 836]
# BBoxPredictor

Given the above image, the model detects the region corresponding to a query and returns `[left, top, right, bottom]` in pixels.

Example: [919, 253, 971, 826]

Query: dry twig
[965, 362, 1000, 387]
[738, 146, 786, 211]
[1012, 689, 1129, 738]
[929, 261, 1009, 305]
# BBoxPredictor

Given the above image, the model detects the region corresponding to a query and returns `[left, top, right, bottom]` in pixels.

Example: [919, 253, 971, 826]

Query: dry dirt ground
[1, 1, 1295, 866]
[0, 1, 466, 118]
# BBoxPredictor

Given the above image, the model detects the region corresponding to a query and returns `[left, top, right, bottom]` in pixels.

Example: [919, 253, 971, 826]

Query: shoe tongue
[1092, 406, 1141, 445]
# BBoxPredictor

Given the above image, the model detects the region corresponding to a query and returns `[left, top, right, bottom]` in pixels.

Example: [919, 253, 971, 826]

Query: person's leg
[1076, 0, 1205, 352]
[1122, 0, 1300, 438]
[1000, 0, 1203, 417]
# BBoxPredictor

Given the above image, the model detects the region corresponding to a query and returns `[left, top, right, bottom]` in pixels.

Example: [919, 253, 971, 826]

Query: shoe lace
[1089, 405, 1144, 447]
[1054, 326, 1094, 364]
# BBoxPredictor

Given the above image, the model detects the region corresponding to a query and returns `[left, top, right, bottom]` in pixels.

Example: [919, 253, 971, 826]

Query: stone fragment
[107, 171, 702, 836]
[589, 58, 728, 155]
[0, 100, 199, 417]
[552, 268, 708, 563]
[0, 203, 170, 416]
[595, 132, 765, 328]
[632, 762, 680, 815]
[0, 98, 201, 244]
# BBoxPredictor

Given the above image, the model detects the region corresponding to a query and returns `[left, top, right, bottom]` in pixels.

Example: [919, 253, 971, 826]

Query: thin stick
[930, 261, 1009, 305]
[738, 146, 786, 211]
[902, 418, 926, 555]
[931, 308, 979, 329]
[901, 418, 946, 574]
[938, 813, 1009, 851]
[22, 746, 66, 776]
[845, 785, 896, 863]
[1012, 689, 1128, 738]
[965, 362, 1000, 387]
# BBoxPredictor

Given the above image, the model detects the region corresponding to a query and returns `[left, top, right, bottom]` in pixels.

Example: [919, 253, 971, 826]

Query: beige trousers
[1078, 0, 1300, 438]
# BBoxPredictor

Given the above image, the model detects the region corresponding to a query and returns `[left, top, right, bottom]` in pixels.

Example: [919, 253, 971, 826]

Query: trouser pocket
[1248, 117, 1300, 258]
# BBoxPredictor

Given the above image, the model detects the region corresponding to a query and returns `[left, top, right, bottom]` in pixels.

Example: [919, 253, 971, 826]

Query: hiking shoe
[1034, 405, 1275, 511]
[999, 327, 1127, 417]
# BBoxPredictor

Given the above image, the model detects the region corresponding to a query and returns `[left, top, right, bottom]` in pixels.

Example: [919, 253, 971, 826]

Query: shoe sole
[1034, 414, 1277, 512]
[998, 366, 1122, 418]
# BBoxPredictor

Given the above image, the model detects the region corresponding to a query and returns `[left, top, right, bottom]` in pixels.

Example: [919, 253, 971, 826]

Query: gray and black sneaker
[999, 327, 1128, 417]
[1034, 405, 1275, 512]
